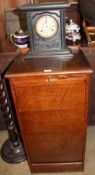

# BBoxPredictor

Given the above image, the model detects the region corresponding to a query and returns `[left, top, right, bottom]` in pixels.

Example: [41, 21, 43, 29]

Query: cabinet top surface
[5, 50, 93, 78]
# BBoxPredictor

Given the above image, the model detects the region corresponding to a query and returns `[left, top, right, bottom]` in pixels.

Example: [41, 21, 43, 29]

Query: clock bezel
[35, 14, 59, 39]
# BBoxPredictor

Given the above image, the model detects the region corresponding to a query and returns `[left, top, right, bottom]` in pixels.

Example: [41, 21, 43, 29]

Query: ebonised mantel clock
[21, 2, 73, 59]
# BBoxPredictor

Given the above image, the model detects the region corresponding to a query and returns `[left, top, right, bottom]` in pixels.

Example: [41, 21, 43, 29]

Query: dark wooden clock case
[21, 2, 73, 59]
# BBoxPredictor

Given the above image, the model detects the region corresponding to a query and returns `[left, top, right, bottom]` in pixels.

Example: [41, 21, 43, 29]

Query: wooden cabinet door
[10, 75, 87, 168]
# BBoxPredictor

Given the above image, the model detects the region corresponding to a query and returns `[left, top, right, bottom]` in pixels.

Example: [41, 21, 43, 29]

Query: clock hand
[45, 17, 48, 28]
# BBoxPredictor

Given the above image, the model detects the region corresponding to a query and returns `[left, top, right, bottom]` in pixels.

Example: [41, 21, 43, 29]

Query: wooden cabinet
[5, 51, 92, 173]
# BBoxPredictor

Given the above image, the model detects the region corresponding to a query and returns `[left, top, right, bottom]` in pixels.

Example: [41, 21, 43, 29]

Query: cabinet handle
[47, 75, 86, 82]
[48, 75, 68, 82]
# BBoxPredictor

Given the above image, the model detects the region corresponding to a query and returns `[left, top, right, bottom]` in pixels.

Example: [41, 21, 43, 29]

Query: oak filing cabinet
[5, 50, 93, 173]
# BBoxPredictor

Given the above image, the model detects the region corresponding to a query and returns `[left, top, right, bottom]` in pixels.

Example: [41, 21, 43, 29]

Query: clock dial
[35, 15, 58, 38]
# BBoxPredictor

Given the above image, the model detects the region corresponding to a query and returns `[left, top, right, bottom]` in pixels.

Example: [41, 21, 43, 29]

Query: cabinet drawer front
[23, 131, 85, 164]
[11, 77, 86, 112]
[19, 109, 85, 135]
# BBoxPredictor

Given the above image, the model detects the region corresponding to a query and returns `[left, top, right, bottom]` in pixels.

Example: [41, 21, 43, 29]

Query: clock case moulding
[20, 2, 73, 60]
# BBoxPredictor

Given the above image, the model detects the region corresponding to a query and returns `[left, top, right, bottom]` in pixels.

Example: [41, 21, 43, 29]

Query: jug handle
[10, 34, 18, 47]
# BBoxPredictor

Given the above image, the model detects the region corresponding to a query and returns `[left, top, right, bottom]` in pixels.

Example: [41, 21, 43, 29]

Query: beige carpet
[0, 126, 95, 175]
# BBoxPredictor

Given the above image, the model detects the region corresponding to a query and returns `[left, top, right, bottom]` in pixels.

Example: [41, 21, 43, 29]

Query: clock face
[35, 15, 58, 39]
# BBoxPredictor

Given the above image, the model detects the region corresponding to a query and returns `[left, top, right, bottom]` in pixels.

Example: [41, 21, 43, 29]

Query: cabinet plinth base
[31, 162, 84, 173]
[1, 139, 26, 164]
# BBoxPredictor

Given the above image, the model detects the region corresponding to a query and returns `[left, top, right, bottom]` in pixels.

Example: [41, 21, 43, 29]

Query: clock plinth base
[24, 48, 73, 60]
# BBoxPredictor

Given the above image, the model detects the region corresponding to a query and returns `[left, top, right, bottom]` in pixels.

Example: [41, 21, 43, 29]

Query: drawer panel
[19, 109, 85, 135]
[23, 131, 85, 163]
[10, 74, 85, 85]
[11, 77, 86, 112]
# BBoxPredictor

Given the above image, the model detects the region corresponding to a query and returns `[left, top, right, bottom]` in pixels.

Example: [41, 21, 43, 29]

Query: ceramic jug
[10, 30, 29, 49]
[65, 19, 81, 45]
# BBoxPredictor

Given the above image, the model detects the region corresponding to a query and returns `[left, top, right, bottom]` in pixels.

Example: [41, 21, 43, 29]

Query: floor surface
[0, 126, 95, 175]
